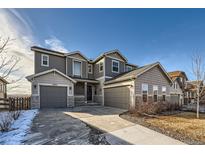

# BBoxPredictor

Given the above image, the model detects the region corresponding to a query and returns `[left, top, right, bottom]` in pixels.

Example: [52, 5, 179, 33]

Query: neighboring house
[168, 71, 188, 106]
[0, 77, 8, 99]
[26, 46, 172, 110]
[184, 80, 205, 104]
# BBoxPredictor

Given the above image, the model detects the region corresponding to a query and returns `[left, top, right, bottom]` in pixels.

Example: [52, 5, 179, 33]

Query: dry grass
[145, 112, 205, 143]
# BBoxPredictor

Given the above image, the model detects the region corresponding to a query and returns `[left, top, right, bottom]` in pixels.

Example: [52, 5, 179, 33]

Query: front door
[87, 85, 92, 101]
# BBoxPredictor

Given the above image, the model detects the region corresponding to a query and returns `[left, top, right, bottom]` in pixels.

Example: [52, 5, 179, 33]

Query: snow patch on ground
[0, 109, 38, 145]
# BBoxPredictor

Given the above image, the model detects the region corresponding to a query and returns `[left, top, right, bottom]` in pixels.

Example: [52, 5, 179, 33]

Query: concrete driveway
[65, 106, 185, 145]
[23, 109, 109, 145]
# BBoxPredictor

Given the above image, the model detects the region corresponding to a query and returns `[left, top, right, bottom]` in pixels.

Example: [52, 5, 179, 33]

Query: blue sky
[18, 9, 205, 78]
[1, 9, 205, 93]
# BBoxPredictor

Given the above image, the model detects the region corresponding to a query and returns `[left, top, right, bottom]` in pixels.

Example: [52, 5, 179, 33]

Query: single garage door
[40, 85, 67, 108]
[104, 86, 130, 109]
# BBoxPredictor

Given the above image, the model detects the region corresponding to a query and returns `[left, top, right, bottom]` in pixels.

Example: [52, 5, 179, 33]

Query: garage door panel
[104, 86, 130, 109]
[40, 86, 67, 108]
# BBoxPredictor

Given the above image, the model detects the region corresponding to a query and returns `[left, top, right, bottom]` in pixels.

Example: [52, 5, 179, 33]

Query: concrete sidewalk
[105, 124, 185, 145]
[65, 106, 185, 145]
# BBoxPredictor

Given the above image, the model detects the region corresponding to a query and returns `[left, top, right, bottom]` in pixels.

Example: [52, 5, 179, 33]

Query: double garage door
[40, 85, 67, 108]
[104, 86, 130, 109]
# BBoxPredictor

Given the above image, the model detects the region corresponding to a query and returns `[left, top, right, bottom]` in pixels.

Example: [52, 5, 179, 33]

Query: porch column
[84, 82, 87, 103]
[92, 85, 95, 102]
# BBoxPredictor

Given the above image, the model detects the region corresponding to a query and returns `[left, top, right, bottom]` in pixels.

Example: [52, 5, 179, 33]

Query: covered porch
[73, 78, 101, 106]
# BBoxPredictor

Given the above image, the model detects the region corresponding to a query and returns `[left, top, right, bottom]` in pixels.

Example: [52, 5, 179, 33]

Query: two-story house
[168, 71, 188, 106]
[26, 46, 173, 110]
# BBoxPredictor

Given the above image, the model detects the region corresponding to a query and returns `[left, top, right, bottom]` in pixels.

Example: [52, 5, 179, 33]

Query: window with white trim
[142, 83, 148, 102]
[180, 77, 183, 83]
[173, 81, 178, 89]
[88, 64, 93, 74]
[153, 85, 158, 102]
[112, 60, 119, 73]
[162, 86, 166, 101]
[69, 86, 73, 96]
[99, 62, 103, 72]
[73, 60, 81, 76]
[41, 54, 49, 67]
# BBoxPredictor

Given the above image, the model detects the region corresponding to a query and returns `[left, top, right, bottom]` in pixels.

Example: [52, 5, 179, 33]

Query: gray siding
[66, 57, 73, 76]
[135, 66, 171, 95]
[105, 57, 125, 77]
[74, 82, 84, 95]
[88, 73, 94, 79]
[82, 61, 87, 78]
[35, 51, 66, 74]
[88, 63, 94, 79]
[94, 60, 104, 79]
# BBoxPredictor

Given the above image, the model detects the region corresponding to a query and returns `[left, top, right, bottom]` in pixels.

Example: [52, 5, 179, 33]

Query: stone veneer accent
[67, 96, 74, 107]
[31, 95, 40, 109]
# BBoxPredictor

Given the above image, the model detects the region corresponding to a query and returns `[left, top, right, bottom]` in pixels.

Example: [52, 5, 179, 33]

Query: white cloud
[0, 9, 35, 95]
[44, 36, 69, 53]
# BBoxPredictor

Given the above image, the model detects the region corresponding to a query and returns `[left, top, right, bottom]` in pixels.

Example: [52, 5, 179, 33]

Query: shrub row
[134, 101, 181, 115]
[0, 111, 21, 132]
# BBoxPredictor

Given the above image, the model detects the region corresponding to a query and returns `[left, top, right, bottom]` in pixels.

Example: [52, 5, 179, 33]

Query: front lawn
[120, 111, 205, 144]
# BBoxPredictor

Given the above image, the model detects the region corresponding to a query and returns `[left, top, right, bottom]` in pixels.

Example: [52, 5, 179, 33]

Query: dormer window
[41, 54, 49, 67]
[112, 60, 119, 73]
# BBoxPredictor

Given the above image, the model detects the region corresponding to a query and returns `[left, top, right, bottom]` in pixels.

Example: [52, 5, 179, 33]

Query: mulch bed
[120, 111, 205, 145]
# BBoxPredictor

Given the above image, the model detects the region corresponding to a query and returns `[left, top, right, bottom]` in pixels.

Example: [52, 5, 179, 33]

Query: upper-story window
[88, 64, 93, 74]
[73, 60, 82, 76]
[174, 81, 178, 89]
[112, 60, 119, 73]
[180, 77, 183, 83]
[41, 54, 49, 67]
[99, 62, 103, 72]
[126, 66, 132, 72]
[142, 83, 148, 102]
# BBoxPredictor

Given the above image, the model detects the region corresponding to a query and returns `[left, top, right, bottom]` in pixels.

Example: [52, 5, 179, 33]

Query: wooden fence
[0, 97, 31, 111]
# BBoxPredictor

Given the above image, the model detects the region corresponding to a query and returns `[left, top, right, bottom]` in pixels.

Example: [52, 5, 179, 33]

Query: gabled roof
[26, 69, 76, 83]
[126, 63, 138, 68]
[93, 49, 128, 63]
[31, 46, 66, 57]
[168, 71, 188, 80]
[0, 77, 9, 84]
[65, 51, 89, 61]
[105, 62, 173, 85]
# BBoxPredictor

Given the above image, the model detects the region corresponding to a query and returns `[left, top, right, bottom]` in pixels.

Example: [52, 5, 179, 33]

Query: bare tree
[0, 37, 21, 89]
[191, 52, 205, 118]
